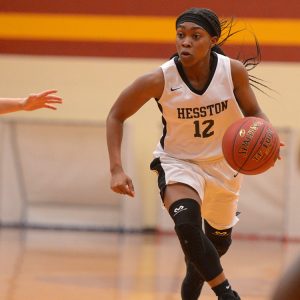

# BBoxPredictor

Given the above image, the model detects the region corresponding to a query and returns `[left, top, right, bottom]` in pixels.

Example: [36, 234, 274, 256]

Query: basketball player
[106, 8, 278, 300]
[0, 89, 62, 114]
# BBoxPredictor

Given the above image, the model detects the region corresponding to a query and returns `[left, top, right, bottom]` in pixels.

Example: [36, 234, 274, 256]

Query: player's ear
[211, 36, 218, 48]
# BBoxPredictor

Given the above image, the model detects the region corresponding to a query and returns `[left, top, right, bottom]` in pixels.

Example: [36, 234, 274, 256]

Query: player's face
[176, 22, 218, 66]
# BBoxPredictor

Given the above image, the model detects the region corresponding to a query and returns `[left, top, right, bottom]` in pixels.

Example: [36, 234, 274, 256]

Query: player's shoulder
[229, 58, 249, 85]
[230, 58, 247, 73]
[160, 57, 176, 69]
[139, 67, 164, 88]
[130, 67, 164, 100]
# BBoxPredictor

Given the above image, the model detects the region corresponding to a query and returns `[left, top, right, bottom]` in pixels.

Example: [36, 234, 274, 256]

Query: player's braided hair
[175, 7, 273, 94]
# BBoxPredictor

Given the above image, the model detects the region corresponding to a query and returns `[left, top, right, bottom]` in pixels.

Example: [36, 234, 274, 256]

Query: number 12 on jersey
[193, 120, 214, 138]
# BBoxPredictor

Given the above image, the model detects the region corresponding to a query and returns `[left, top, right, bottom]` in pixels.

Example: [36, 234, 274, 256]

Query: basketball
[222, 117, 280, 175]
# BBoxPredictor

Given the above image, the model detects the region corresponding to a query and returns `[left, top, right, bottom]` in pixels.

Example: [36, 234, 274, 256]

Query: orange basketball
[222, 117, 280, 175]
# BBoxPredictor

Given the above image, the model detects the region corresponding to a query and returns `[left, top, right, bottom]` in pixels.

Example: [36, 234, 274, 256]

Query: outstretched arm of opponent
[0, 90, 62, 114]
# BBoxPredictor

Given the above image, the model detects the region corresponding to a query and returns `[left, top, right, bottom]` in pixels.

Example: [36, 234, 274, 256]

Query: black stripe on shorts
[150, 157, 167, 200]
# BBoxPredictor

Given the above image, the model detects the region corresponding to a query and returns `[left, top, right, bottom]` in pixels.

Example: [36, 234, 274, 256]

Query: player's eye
[177, 32, 184, 39]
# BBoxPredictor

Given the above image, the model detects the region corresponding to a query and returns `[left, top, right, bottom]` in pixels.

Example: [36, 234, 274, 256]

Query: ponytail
[174, 8, 273, 95]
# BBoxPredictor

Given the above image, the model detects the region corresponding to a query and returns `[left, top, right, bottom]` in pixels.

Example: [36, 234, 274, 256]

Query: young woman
[0, 90, 62, 114]
[106, 7, 275, 300]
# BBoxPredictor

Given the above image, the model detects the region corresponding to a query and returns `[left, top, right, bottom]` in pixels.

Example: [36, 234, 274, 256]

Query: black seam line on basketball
[249, 129, 274, 171]
[231, 119, 246, 173]
[238, 123, 266, 173]
[232, 118, 252, 174]
[245, 130, 279, 171]
[243, 124, 269, 171]
[233, 121, 266, 174]
[232, 120, 245, 177]
[245, 126, 278, 171]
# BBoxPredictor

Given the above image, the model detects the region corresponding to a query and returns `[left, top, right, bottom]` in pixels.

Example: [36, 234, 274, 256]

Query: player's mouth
[180, 51, 192, 57]
[179, 51, 193, 61]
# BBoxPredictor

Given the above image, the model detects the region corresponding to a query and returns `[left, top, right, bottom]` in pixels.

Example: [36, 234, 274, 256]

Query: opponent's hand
[110, 170, 135, 197]
[22, 90, 63, 111]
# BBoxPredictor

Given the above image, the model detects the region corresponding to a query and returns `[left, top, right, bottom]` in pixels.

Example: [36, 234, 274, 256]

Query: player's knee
[204, 220, 232, 257]
[214, 237, 232, 257]
[175, 223, 208, 259]
[169, 198, 201, 226]
[169, 198, 204, 254]
[209, 233, 232, 257]
[169, 199, 223, 281]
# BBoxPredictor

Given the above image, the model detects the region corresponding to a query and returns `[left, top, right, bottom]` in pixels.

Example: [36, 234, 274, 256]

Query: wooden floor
[0, 228, 299, 300]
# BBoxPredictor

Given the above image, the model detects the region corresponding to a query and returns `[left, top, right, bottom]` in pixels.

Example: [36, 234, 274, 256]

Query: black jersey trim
[155, 100, 167, 149]
[174, 52, 218, 95]
[150, 157, 167, 200]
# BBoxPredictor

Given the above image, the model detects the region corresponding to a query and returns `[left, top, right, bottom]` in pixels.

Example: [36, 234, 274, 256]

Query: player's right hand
[110, 171, 135, 197]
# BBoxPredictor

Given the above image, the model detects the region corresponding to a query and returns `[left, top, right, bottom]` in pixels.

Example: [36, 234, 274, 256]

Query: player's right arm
[106, 67, 164, 197]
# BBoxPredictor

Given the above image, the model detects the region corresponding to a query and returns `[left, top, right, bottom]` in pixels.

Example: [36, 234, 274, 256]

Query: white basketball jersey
[153, 53, 243, 162]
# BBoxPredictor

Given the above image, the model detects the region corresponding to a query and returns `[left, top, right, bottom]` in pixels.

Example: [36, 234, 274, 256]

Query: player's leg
[164, 183, 205, 300]
[181, 256, 205, 300]
[181, 221, 233, 299]
[165, 183, 240, 299]
[204, 220, 233, 257]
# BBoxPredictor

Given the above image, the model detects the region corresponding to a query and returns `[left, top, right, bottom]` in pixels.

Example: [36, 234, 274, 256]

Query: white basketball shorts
[150, 154, 243, 230]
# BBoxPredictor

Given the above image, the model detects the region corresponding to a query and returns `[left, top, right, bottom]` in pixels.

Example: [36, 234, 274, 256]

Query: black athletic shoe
[218, 290, 241, 300]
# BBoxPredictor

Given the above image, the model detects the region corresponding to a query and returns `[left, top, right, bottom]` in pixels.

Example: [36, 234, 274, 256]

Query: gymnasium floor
[0, 228, 299, 300]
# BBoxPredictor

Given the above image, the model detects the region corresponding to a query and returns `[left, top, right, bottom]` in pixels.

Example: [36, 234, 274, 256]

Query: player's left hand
[22, 90, 63, 111]
[278, 141, 285, 160]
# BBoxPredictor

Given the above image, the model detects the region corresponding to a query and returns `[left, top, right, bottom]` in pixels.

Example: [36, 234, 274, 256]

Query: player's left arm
[231, 59, 284, 158]
[230, 59, 269, 122]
